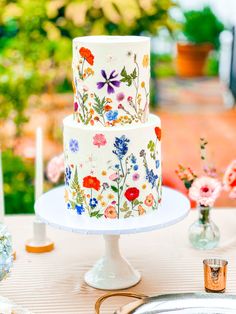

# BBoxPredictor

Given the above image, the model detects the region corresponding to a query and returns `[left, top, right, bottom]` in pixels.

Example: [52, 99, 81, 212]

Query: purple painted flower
[97, 70, 120, 94]
[69, 139, 79, 153]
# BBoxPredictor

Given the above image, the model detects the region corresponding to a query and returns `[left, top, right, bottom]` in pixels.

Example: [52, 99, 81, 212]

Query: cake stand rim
[35, 186, 190, 235]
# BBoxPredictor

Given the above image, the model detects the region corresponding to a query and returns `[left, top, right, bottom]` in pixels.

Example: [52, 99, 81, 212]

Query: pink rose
[223, 160, 236, 191]
[46, 154, 64, 183]
[93, 134, 107, 148]
[189, 176, 221, 207]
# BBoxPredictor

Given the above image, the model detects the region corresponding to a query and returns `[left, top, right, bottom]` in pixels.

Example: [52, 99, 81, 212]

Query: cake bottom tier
[64, 114, 161, 220]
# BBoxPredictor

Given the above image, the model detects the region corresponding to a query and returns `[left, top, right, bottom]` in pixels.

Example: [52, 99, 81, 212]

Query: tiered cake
[64, 36, 161, 219]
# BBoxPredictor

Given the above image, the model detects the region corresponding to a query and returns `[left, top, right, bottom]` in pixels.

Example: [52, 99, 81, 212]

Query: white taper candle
[0, 150, 5, 222]
[35, 128, 43, 201]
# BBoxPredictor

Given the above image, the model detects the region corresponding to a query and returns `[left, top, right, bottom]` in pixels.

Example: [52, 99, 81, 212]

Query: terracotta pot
[176, 42, 212, 77]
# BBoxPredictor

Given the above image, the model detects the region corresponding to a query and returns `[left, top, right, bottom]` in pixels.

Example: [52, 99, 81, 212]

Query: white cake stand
[35, 186, 190, 290]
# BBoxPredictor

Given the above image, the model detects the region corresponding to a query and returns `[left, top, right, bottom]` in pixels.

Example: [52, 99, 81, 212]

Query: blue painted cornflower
[69, 139, 79, 153]
[134, 165, 139, 171]
[106, 110, 118, 121]
[76, 204, 85, 215]
[67, 203, 71, 209]
[131, 155, 137, 164]
[89, 198, 98, 208]
[146, 169, 158, 189]
[156, 160, 160, 169]
[97, 70, 120, 94]
[113, 135, 130, 160]
[65, 166, 72, 185]
[115, 164, 120, 169]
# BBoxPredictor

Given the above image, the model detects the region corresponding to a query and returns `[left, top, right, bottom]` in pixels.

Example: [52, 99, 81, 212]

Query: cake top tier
[72, 35, 150, 127]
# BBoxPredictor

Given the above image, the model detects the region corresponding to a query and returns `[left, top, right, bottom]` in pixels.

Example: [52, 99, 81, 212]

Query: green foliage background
[0, 0, 178, 134]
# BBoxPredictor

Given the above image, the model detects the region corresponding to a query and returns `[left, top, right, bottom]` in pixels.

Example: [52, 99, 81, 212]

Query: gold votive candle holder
[203, 258, 228, 293]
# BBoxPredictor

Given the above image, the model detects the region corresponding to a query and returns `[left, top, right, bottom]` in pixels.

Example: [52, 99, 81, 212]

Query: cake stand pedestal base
[84, 235, 140, 290]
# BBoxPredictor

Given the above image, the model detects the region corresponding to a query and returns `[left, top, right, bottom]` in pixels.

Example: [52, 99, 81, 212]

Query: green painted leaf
[120, 201, 129, 212]
[133, 199, 140, 206]
[124, 211, 132, 218]
[111, 185, 118, 193]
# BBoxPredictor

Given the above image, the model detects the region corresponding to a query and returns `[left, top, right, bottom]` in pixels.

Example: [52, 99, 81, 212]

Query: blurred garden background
[0, 0, 236, 214]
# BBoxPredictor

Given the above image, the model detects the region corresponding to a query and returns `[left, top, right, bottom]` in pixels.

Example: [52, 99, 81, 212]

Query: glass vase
[0, 222, 13, 280]
[188, 206, 220, 250]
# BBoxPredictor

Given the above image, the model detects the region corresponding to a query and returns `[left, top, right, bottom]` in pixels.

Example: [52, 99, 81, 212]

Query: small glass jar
[189, 206, 220, 250]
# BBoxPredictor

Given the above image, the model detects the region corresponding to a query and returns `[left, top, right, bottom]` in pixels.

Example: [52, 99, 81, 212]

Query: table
[1, 209, 236, 313]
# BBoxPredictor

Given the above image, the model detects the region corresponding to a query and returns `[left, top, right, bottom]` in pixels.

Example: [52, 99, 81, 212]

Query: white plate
[35, 186, 190, 235]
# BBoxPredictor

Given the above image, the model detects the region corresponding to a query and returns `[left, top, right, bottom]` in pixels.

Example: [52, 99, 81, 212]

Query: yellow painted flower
[106, 98, 112, 103]
[101, 201, 107, 207]
[141, 81, 145, 88]
[64, 190, 69, 202]
[107, 193, 114, 200]
[142, 184, 147, 190]
[72, 191, 77, 197]
[142, 54, 149, 68]
[90, 108, 94, 115]
[72, 81, 76, 94]
[97, 194, 103, 201]
[101, 170, 107, 176]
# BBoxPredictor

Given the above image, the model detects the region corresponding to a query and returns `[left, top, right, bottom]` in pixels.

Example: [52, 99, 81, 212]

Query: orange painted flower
[79, 47, 94, 66]
[155, 127, 161, 141]
[104, 205, 117, 219]
[142, 54, 149, 68]
[144, 193, 154, 207]
[83, 176, 100, 191]
[104, 105, 112, 112]
[138, 205, 146, 215]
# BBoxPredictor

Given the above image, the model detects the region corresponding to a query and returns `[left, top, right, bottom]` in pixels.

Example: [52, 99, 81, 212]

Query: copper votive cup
[203, 258, 228, 293]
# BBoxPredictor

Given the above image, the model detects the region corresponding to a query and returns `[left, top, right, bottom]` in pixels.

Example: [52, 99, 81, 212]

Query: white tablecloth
[1, 209, 236, 313]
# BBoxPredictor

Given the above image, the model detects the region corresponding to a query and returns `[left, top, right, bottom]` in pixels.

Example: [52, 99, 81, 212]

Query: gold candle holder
[203, 258, 228, 293]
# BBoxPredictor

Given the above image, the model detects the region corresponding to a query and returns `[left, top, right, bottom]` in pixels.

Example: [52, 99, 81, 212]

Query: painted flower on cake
[75, 204, 85, 215]
[142, 54, 149, 68]
[79, 47, 94, 66]
[104, 206, 117, 219]
[146, 169, 158, 189]
[138, 205, 146, 215]
[125, 187, 140, 202]
[83, 176, 101, 191]
[89, 198, 98, 208]
[106, 110, 118, 121]
[69, 139, 79, 153]
[116, 92, 125, 102]
[189, 176, 221, 207]
[65, 166, 72, 186]
[155, 127, 162, 141]
[93, 134, 107, 148]
[132, 173, 140, 181]
[144, 193, 154, 207]
[97, 70, 120, 94]
[109, 173, 119, 181]
[113, 135, 130, 160]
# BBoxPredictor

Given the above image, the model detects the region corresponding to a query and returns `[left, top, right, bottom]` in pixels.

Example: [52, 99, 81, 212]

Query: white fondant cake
[72, 36, 150, 126]
[64, 114, 161, 219]
[64, 35, 162, 220]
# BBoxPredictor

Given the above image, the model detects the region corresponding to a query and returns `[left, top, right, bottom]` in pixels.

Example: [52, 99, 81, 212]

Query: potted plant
[176, 6, 224, 77]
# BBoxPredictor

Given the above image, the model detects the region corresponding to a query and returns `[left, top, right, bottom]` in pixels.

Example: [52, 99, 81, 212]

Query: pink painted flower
[144, 193, 154, 207]
[118, 103, 124, 110]
[83, 85, 89, 92]
[116, 92, 125, 101]
[189, 176, 222, 207]
[127, 96, 133, 102]
[74, 102, 78, 111]
[93, 133, 107, 148]
[109, 173, 119, 181]
[132, 173, 140, 181]
[46, 153, 64, 183]
[104, 205, 117, 219]
[223, 160, 236, 191]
